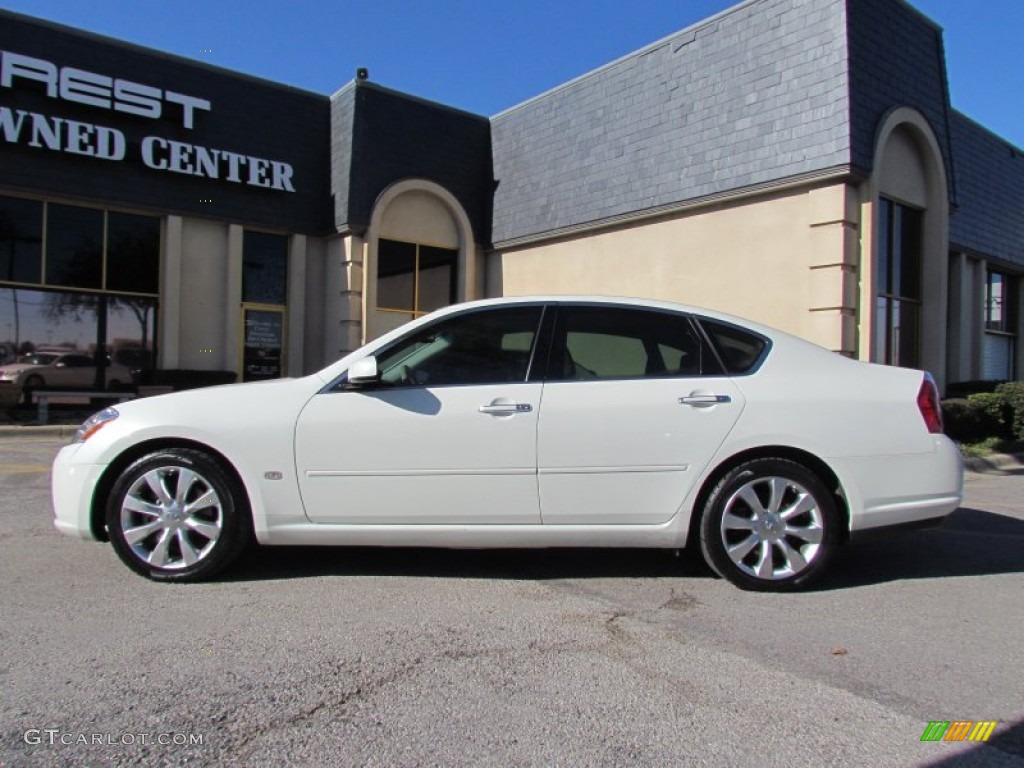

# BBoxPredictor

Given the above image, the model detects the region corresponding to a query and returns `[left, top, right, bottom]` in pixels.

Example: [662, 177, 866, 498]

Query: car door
[294, 304, 547, 525]
[537, 304, 745, 525]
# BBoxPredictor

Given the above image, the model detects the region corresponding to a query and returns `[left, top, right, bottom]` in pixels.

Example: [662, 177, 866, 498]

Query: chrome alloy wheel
[719, 475, 824, 581]
[120, 466, 224, 570]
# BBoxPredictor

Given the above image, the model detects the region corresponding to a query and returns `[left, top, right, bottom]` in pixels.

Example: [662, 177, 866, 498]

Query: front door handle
[678, 394, 731, 406]
[479, 402, 533, 415]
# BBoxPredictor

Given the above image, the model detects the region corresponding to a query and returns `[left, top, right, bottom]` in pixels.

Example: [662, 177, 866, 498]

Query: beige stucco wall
[177, 217, 229, 370]
[863, 110, 950, 389]
[489, 183, 860, 354]
[164, 215, 322, 376]
[364, 180, 482, 343]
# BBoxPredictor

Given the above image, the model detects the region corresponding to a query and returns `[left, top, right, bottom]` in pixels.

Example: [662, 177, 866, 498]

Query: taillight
[917, 373, 943, 434]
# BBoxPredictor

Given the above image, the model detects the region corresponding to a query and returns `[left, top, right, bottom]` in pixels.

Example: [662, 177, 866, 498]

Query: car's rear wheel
[699, 458, 840, 591]
[106, 448, 252, 582]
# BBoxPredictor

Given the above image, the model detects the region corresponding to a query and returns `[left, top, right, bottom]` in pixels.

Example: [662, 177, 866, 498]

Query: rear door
[537, 304, 745, 525]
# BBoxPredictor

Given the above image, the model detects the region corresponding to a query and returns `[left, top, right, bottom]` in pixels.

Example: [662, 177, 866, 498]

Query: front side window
[875, 198, 923, 367]
[372, 305, 543, 388]
[547, 306, 716, 381]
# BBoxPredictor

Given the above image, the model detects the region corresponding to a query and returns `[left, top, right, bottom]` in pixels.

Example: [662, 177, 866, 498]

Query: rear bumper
[834, 436, 963, 533]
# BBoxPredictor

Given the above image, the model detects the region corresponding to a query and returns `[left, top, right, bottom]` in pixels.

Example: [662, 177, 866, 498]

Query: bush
[995, 381, 1024, 441]
[942, 398, 1003, 443]
[967, 392, 1014, 439]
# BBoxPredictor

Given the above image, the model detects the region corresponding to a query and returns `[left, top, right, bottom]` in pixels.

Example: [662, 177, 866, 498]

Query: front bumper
[51, 443, 107, 541]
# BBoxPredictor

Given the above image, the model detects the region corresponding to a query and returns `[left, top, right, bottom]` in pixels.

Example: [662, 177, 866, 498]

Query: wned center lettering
[0, 106, 296, 192]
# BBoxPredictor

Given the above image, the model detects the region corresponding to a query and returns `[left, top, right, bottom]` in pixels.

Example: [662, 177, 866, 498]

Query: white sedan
[52, 297, 963, 591]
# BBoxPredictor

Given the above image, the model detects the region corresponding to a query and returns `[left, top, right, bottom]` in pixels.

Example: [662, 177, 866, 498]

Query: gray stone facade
[491, 0, 852, 246]
[949, 113, 1024, 268]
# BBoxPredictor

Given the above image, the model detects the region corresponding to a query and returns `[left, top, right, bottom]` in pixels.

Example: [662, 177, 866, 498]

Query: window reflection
[46, 204, 103, 289]
[0, 196, 43, 284]
[0, 287, 156, 382]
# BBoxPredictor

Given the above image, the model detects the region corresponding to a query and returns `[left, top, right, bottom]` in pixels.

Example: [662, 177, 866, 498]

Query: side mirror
[346, 356, 380, 387]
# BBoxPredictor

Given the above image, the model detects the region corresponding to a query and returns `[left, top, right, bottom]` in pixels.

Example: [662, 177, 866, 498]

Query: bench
[33, 389, 137, 426]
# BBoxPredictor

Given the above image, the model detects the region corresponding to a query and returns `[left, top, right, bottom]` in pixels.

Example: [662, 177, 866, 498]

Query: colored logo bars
[921, 721, 998, 742]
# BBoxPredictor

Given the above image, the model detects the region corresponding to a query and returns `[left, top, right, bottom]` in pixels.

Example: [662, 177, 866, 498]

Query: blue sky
[2, 0, 1022, 146]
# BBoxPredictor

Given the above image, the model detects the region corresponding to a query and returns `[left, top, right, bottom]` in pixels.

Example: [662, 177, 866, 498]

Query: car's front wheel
[699, 458, 841, 591]
[106, 448, 252, 582]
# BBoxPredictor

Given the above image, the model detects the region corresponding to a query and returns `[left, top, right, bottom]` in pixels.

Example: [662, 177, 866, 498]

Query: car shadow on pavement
[227, 544, 715, 583]
[814, 507, 1024, 591]
[225, 506, 1023, 588]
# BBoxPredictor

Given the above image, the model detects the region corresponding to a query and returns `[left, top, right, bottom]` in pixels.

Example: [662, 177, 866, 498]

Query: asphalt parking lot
[1, 435, 1022, 767]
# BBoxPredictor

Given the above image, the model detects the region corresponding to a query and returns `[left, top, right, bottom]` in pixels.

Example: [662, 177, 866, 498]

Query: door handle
[479, 402, 532, 415]
[678, 394, 731, 406]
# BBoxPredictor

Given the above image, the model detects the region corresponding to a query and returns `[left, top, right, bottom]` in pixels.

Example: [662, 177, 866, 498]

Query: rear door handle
[678, 394, 731, 406]
[479, 402, 533, 415]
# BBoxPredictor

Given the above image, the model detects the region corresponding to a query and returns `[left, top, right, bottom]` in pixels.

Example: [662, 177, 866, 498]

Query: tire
[699, 458, 841, 592]
[106, 448, 252, 582]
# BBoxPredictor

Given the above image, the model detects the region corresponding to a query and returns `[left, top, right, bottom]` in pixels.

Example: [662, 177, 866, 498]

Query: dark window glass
[548, 306, 711, 381]
[417, 245, 457, 313]
[374, 305, 543, 388]
[0, 196, 43, 284]
[377, 239, 416, 312]
[699, 318, 769, 374]
[106, 213, 160, 294]
[876, 198, 922, 367]
[985, 270, 1017, 334]
[897, 206, 922, 300]
[243, 231, 287, 305]
[377, 239, 457, 316]
[45, 204, 103, 289]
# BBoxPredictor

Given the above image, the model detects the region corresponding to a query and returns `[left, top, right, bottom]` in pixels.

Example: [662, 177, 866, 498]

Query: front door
[294, 304, 546, 525]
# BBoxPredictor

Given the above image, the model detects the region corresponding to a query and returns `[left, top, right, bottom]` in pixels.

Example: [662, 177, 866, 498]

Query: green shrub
[995, 381, 1024, 441]
[941, 398, 1002, 443]
[967, 391, 1013, 439]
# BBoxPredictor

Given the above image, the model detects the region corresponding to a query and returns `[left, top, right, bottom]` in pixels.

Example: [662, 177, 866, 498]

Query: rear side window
[548, 305, 716, 381]
[698, 318, 769, 374]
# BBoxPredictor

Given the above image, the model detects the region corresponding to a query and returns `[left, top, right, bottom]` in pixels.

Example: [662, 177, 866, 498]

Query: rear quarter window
[699, 318, 770, 374]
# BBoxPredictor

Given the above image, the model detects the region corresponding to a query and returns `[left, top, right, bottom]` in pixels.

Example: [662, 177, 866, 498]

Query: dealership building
[1, 0, 1022, 392]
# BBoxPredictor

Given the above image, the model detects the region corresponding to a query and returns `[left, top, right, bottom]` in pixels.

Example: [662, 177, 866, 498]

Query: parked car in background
[0, 352, 133, 399]
[52, 296, 963, 591]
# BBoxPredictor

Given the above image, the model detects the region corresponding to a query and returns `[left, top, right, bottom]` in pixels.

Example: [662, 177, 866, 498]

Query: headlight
[73, 407, 120, 443]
